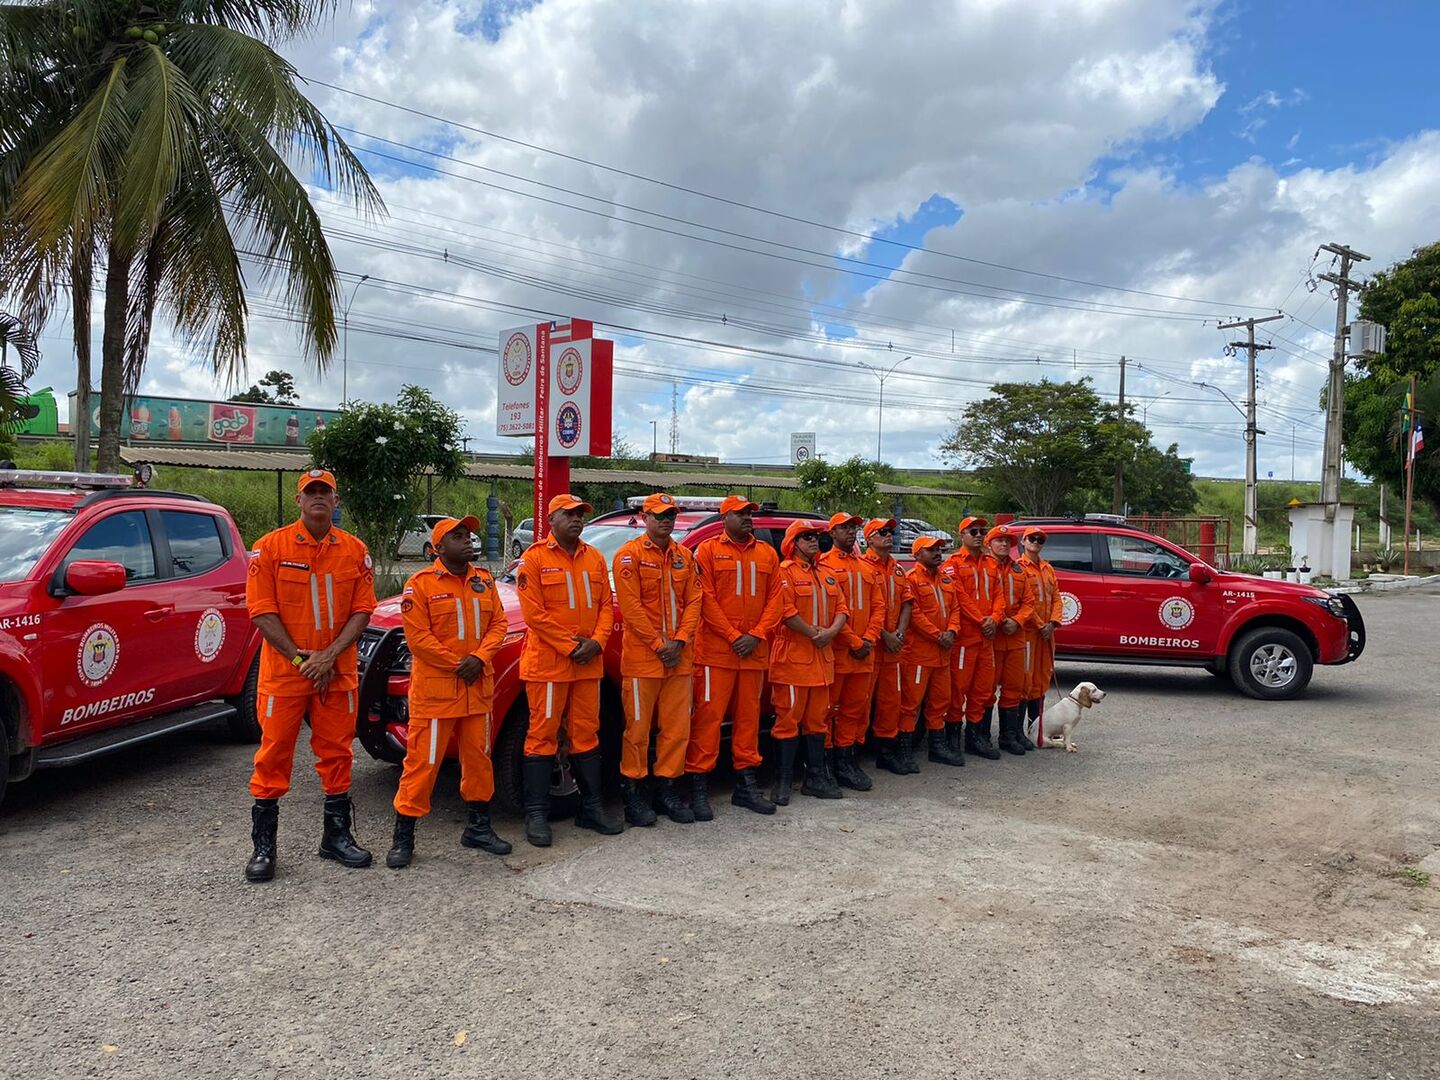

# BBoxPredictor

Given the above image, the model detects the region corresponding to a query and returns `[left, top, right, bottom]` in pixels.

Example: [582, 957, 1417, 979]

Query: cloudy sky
[26, 0, 1440, 477]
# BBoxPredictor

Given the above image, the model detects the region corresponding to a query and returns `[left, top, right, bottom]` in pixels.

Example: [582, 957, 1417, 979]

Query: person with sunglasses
[861, 519, 913, 775]
[984, 524, 1038, 756]
[819, 512, 887, 792]
[767, 520, 849, 803]
[941, 515, 1005, 761]
[1018, 526, 1064, 748]
[893, 535, 962, 773]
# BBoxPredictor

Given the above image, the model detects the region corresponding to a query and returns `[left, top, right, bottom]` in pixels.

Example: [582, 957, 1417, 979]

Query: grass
[1394, 865, 1432, 889]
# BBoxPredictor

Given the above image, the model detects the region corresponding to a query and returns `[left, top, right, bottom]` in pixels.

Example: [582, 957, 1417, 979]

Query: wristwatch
[291, 654, 305, 668]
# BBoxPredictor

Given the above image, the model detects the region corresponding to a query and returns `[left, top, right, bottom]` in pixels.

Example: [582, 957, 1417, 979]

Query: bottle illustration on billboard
[285, 412, 300, 445]
[130, 403, 152, 439]
[167, 406, 183, 441]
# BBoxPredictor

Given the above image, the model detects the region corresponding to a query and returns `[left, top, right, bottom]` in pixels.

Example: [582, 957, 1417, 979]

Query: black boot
[1018, 700, 1039, 750]
[245, 799, 278, 882]
[944, 722, 967, 765]
[895, 729, 921, 774]
[874, 737, 907, 775]
[688, 773, 716, 821]
[653, 777, 696, 823]
[731, 768, 776, 815]
[997, 706, 1027, 756]
[966, 709, 1002, 760]
[522, 755, 554, 847]
[621, 777, 657, 827]
[318, 793, 373, 868]
[801, 734, 843, 799]
[386, 813, 417, 868]
[928, 727, 966, 767]
[572, 751, 623, 835]
[771, 736, 798, 806]
[834, 745, 873, 791]
[461, 801, 513, 855]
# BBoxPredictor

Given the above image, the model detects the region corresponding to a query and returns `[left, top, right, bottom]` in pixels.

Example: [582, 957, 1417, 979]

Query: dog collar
[1067, 691, 1084, 704]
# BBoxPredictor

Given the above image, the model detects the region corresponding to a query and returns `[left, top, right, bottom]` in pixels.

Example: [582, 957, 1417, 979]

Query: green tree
[307, 387, 464, 577]
[795, 455, 889, 515]
[230, 368, 297, 405]
[1119, 442, 1199, 515]
[1342, 241, 1440, 515]
[0, 311, 39, 430]
[0, 1, 381, 473]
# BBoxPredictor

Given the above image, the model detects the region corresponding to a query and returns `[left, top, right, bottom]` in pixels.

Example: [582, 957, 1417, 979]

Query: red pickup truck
[0, 469, 263, 806]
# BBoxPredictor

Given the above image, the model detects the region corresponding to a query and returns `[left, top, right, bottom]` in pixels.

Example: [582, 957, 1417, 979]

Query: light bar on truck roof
[0, 469, 134, 490]
[624, 495, 727, 511]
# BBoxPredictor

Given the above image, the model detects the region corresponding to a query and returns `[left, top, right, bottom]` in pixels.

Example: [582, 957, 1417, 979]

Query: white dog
[1037, 681, 1105, 753]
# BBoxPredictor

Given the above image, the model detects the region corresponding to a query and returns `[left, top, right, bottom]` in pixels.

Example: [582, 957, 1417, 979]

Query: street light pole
[341, 274, 370, 405]
[649, 419, 658, 458]
[1139, 391, 1171, 427]
[857, 354, 913, 463]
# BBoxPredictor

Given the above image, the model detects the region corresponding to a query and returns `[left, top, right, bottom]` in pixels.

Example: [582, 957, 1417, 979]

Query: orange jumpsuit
[943, 548, 1005, 726]
[516, 537, 614, 757]
[991, 557, 1038, 709]
[768, 556, 848, 739]
[246, 522, 377, 800]
[895, 565, 960, 736]
[819, 546, 886, 749]
[1022, 556, 1064, 702]
[613, 536, 703, 780]
[864, 550, 912, 740]
[686, 534, 781, 773]
[393, 561, 507, 817]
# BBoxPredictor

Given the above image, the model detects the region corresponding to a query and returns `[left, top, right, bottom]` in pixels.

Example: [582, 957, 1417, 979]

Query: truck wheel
[491, 706, 580, 819]
[1230, 627, 1312, 701]
[226, 656, 263, 741]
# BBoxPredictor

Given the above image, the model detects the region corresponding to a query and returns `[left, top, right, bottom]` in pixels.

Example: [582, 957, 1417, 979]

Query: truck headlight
[1304, 595, 1347, 619]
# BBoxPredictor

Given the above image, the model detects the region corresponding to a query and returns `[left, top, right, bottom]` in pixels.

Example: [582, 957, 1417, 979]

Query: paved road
[3, 590, 1438, 1079]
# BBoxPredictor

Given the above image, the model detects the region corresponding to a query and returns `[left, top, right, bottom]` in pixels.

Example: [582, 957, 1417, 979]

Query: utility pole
[1403, 373, 1421, 575]
[1317, 243, 1369, 517]
[1220, 315, 1282, 556]
[669, 383, 680, 454]
[1111, 356, 1126, 515]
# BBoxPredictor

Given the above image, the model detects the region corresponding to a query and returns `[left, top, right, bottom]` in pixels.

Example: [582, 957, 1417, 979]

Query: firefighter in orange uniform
[385, 517, 511, 869]
[612, 493, 703, 826]
[887, 535, 962, 773]
[244, 468, 377, 883]
[861, 518, 913, 765]
[1019, 526, 1064, 749]
[942, 515, 1005, 761]
[768, 520, 849, 804]
[819, 512, 886, 792]
[686, 496, 780, 817]
[986, 524, 1038, 756]
[516, 494, 621, 846]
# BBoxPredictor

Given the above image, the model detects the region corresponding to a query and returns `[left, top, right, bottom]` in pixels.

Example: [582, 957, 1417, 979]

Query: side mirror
[1188, 563, 1212, 584]
[64, 560, 127, 596]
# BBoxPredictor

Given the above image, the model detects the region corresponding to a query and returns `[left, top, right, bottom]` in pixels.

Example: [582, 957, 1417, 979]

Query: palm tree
[0, 310, 40, 429]
[0, 1, 381, 471]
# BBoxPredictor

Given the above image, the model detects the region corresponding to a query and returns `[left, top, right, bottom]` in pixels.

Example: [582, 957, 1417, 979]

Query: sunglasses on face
[873, 527, 894, 537]
[651, 510, 679, 521]
[796, 532, 820, 543]
[964, 528, 985, 536]
[1025, 536, 1045, 546]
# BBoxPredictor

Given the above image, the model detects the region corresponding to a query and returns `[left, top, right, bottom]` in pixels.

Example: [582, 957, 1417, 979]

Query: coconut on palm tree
[0, 0, 381, 471]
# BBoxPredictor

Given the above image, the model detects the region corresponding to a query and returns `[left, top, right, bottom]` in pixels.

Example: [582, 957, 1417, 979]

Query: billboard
[496, 323, 539, 437]
[69, 393, 339, 447]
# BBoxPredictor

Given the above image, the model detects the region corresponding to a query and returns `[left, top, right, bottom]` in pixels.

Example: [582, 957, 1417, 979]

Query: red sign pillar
[533, 323, 570, 541]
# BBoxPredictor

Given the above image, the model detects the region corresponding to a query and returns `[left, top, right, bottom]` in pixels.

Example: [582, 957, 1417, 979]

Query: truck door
[1043, 531, 1107, 654]
[1096, 532, 1219, 658]
[155, 509, 249, 704]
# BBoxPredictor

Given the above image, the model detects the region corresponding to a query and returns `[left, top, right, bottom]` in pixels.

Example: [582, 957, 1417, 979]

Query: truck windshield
[0, 507, 73, 583]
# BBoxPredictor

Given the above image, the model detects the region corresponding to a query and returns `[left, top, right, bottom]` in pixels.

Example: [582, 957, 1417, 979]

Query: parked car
[397, 514, 452, 559]
[895, 517, 952, 549]
[509, 518, 534, 559]
[0, 468, 263, 805]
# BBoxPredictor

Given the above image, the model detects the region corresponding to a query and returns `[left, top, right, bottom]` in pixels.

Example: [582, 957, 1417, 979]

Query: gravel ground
[2, 589, 1438, 1080]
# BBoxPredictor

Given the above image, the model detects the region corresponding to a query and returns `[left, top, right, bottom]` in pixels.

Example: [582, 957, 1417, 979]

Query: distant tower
[669, 382, 680, 454]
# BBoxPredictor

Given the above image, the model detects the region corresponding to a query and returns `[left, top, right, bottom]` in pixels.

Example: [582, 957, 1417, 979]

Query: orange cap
[1020, 524, 1047, 541]
[642, 492, 679, 514]
[984, 524, 1016, 545]
[297, 467, 337, 493]
[911, 534, 945, 555]
[719, 494, 759, 515]
[781, 518, 828, 558]
[430, 515, 481, 549]
[827, 512, 863, 530]
[957, 515, 989, 534]
[547, 493, 592, 515]
[863, 518, 898, 538]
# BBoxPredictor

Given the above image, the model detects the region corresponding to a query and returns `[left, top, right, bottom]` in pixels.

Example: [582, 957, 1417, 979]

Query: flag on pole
[1412, 424, 1426, 468]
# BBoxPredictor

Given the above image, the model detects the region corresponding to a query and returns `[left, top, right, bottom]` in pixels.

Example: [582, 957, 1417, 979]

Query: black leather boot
[245, 799, 278, 882]
[572, 751, 623, 835]
[731, 768, 776, 814]
[874, 737, 907, 775]
[997, 706, 1027, 756]
[653, 778, 696, 823]
[522, 755, 554, 847]
[461, 801, 513, 855]
[944, 722, 967, 765]
[318, 793, 373, 868]
[894, 729, 921, 774]
[621, 777, 657, 827]
[966, 709, 1002, 760]
[385, 813, 417, 868]
[834, 745, 873, 791]
[928, 727, 966, 766]
[688, 772, 715, 821]
[1018, 700, 1039, 750]
[771, 736, 798, 806]
[801, 734, 843, 799]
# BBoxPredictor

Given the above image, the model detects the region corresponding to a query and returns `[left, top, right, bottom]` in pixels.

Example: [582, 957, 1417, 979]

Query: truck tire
[226, 655, 263, 742]
[491, 704, 580, 819]
[1230, 626, 1313, 701]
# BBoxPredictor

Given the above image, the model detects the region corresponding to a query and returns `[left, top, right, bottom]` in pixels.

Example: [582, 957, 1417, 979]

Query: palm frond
[0, 311, 40, 379]
[173, 1, 335, 43]
[112, 43, 201, 253]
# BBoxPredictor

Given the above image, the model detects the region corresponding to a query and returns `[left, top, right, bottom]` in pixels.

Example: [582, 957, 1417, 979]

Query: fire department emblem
[1158, 596, 1196, 630]
[1059, 592, 1082, 626]
[77, 622, 119, 688]
[194, 608, 226, 663]
[556, 347, 584, 396]
[501, 332, 532, 387]
[555, 402, 583, 449]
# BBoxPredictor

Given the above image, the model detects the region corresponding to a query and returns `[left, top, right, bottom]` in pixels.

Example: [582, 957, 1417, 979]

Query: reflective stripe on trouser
[248, 691, 357, 800]
[899, 662, 951, 733]
[770, 683, 830, 740]
[685, 666, 764, 773]
[952, 640, 998, 726]
[1025, 631, 1054, 700]
[827, 669, 876, 749]
[870, 661, 904, 739]
[994, 644, 1030, 708]
[621, 674, 693, 780]
[393, 713, 496, 817]
[523, 679, 602, 757]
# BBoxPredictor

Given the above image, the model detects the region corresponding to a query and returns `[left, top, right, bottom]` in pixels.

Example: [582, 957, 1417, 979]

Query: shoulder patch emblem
[401, 598, 414, 613]
[471, 577, 488, 593]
